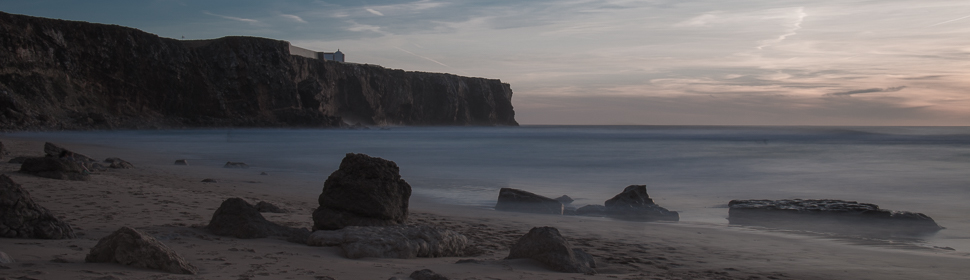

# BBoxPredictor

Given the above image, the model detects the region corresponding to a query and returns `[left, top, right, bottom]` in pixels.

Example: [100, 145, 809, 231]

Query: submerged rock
[604, 185, 679, 221]
[312, 153, 411, 230]
[494, 188, 563, 215]
[207, 198, 309, 241]
[0, 175, 75, 239]
[19, 157, 90, 181]
[174, 159, 188, 165]
[506, 226, 595, 274]
[307, 225, 467, 259]
[85, 226, 197, 274]
[728, 199, 944, 237]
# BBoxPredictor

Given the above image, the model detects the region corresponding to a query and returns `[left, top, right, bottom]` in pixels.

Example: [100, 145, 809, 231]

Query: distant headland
[0, 11, 518, 130]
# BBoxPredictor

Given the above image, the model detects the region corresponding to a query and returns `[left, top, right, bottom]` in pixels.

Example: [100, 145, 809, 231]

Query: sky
[3, 0, 970, 125]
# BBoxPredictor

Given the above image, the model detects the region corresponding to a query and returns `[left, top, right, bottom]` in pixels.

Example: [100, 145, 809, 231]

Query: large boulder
[506, 227, 595, 274]
[494, 188, 563, 215]
[604, 185, 679, 221]
[312, 153, 412, 230]
[85, 226, 197, 274]
[307, 225, 467, 259]
[207, 198, 309, 241]
[728, 199, 944, 237]
[0, 175, 76, 239]
[19, 157, 91, 181]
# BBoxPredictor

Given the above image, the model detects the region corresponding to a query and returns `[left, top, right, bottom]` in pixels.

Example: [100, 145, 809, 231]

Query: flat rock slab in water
[728, 199, 943, 237]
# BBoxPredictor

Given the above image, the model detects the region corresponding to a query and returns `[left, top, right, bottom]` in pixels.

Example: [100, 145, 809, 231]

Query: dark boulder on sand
[223, 161, 249, 168]
[85, 226, 197, 274]
[174, 159, 188, 165]
[506, 226, 596, 274]
[604, 185, 679, 221]
[494, 188, 564, 215]
[0, 175, 76, 239]
[207, 198, 309, 241]
[410, 269, 450, 280]
[728, 199, 944, 237]
[43, 142, 95, 162]
[312, 153, 411, 230]
[307, 225, 467, 259]
[19, 157, 91, 181]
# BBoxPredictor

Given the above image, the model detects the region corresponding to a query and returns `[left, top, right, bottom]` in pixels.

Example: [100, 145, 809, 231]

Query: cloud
[928, 14, 970, 27]
[280, 13, 307, 23]
[757, 7, 806, 50]
[826, 86, 907, 97]
[366, 8, 384, 16]
[203, 11, 260, 24]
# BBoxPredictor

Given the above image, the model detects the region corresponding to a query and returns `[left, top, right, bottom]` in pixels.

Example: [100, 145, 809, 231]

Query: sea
[7, 126, 970, 251]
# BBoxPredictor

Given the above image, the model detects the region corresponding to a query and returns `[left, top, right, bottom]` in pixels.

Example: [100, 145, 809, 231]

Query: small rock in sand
[174, 159, 188, 165]
[103, 157, 134, 169]
[255, 201, 289, 213]
[207, 198, 309, 241]
[260, 172, 268, 175]
[506, 226, 596, 274]
[307, 225, 467, 259]
[0, 174, 76, 239]
[201, 179, 217, 183]
[85, 226, 198, 275]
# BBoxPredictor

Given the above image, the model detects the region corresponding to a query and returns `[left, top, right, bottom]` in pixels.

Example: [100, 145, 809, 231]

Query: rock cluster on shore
[495, 185, 679, 221]
[728, 199, 944, 237]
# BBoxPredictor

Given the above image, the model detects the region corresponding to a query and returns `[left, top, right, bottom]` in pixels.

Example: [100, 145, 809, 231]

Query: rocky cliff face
[0, 12, 517, 130]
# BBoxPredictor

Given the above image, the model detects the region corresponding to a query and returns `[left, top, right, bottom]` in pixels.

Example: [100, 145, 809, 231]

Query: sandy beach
[1, 136, 968, 280]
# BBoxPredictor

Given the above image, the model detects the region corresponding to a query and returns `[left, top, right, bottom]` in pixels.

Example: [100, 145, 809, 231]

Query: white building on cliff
[288, 43, 345, 62]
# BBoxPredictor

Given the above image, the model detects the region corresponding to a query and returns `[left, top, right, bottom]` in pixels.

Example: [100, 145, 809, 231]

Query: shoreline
[1, 136, 968, 279]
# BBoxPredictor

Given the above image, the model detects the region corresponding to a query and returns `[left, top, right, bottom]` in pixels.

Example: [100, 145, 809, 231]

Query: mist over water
[9, 126, 970, 250]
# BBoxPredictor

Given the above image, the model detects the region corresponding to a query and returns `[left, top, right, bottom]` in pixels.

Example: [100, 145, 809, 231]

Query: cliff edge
[0, 12, 517, 130]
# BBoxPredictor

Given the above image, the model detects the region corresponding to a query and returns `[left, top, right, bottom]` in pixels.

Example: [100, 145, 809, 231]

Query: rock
[563, 206, 577, 216]
[575, 205, 607, 217]
[201, 179, 217, 183]
[174, 159, 188, 165]
[85, 226, 197, 274]
[43, 142, 95, 163]
[0, 175, 76, 239]
[255, 201, 289, 213]
[224, 161, 249, 168]
[104, 157, 134, 169]
[604, 185, 679, 221]
[410, 269, 449, 280]
[260, 172, 268, 175]
[0, 251, 13, 263]
[506, 227, 595, 274]
[0, 141, 6, 159]
[312, 153, 412, 230]
[494, 188, 563, 215]
[207, 198, 309, 241]
[19, 157, 91, 181]
[8, 156, 30, 163]
[307, 225, 466, 259]
[555, 195, 574, 204]
[728, 199, 944, 237]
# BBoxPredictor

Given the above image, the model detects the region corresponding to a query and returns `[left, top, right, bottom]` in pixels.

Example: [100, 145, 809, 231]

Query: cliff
[0, 12, 517, 130]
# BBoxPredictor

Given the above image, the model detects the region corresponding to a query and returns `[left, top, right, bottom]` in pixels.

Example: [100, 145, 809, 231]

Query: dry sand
[0, 137, 967, 280]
